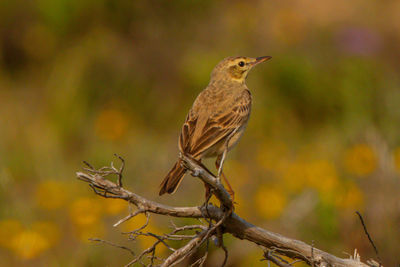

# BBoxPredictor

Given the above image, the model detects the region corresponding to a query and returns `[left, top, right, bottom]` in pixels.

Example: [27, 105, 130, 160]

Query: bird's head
[210, 56, 271, 83]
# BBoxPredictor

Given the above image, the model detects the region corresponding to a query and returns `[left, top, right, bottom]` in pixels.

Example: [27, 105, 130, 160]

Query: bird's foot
[223, 202, 235, 216]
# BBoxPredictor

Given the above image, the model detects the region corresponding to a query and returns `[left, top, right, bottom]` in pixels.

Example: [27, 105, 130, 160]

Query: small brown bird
[159, 56, 271, 197]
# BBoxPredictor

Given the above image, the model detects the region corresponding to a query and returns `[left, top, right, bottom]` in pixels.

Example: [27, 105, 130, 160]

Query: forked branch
[76, 155, 379, 267]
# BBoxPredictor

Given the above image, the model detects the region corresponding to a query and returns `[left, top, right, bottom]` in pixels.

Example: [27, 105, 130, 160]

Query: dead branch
[76, 154, 379, 267]
[89, 238, 135, 256]
[263, 248, 293, 267]
[355, 211, 381, 266]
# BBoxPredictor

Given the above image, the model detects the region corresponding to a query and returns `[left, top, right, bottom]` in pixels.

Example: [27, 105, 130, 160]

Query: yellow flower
[335, 183, 364, 210]
[0, 219, 23, 249]
[344, 144, 377, 176]
[102, 198, 127, 215]
[306, 160, 339, 193]
[95, 108, 129, 141]
[69, 197, 102, 226]
[35, 180, 68, 210]
[32, 221, 60, 246]
[281, 161, 310, 193]
[393, 147, 400, 173]
[11, 230, 50, 259]
[255, 186, 287, 220]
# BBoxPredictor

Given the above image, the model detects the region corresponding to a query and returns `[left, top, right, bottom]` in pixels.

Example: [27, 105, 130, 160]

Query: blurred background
[1, 0, 400, 266]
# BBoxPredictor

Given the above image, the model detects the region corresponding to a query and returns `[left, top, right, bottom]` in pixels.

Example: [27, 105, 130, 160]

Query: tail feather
[159, 160, 186, 195]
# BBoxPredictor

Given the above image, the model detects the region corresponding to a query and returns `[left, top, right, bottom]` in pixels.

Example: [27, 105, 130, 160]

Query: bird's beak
[252, 56, 272, 65]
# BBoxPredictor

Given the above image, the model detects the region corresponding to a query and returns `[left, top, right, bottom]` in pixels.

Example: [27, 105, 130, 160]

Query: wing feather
[179, 114, 197, 151]
[179, 89, 251, 158]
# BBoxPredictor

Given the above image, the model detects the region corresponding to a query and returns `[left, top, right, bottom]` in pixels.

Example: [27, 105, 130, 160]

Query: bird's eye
[238, 61, 245, 67]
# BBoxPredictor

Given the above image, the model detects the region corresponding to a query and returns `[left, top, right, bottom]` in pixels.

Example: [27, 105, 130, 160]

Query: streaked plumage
[159, 56, 271, 196]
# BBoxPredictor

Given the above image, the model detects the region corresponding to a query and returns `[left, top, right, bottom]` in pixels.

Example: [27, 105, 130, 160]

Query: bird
[159, 56, 271, 199]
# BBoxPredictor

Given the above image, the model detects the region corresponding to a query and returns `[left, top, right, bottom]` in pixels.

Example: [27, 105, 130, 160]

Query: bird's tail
[159, 160, 187, 195]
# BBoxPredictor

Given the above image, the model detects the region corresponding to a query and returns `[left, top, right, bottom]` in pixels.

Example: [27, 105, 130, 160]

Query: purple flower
[336, 27, 381, 56]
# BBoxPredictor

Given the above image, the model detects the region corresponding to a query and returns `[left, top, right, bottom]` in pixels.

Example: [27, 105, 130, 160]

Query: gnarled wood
[76, 156, 377, 267]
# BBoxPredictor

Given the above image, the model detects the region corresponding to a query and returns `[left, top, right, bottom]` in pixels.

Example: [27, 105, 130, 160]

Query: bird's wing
[179, 90, 251, 158]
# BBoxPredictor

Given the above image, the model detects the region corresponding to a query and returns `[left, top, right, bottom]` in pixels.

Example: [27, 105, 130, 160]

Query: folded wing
[179, 90, 252, 158]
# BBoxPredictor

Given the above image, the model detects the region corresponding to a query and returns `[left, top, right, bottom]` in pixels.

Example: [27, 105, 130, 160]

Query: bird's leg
[202, 183, 213, 221]
[216, 154, 235, 203]
[217, 148, 227, 180]
[195, 159, 212, 212]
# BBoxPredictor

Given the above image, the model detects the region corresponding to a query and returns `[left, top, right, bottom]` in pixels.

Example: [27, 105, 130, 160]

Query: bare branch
[113, 209, 144, 227]
[311, 240, 315, 267]
[220, 243, 228, 267]
[113, 153, 125, 187]
[355, 211, 381, 266]
[190, 239, 209, 267]
[162, 230, 208, 267]
[161, 212, 229, 267]
[76, 156, 377, 267]
[179, 153, 233, 210]
[263, 249, 293, 267]
[89, 238, 135, 256]
[123, 212, 150, 235]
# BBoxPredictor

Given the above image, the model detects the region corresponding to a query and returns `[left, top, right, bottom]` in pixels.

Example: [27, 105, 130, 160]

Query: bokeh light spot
[344, 144, 377, 176]
[11, 230, 50, 260]
[69, 197, 102, 226]
[95, 108, 129, 141]
[255, 186, 287, 220]
[35, 180, 68, 210]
